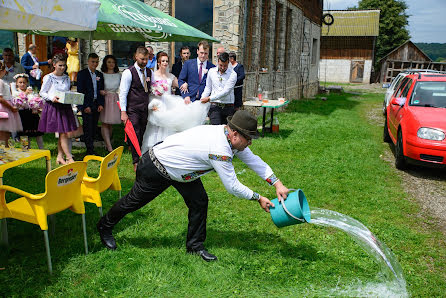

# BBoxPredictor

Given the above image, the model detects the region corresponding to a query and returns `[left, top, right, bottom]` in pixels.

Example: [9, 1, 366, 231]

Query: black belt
[211, 103, 234, 108]
[148, 148, 171, 180]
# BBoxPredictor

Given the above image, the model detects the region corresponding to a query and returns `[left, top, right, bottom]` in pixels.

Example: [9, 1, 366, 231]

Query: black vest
[127, 65, 151, 112]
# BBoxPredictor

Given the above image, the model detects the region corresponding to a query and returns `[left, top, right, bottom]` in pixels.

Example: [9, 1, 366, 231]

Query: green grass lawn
[1, 91, 445, 296]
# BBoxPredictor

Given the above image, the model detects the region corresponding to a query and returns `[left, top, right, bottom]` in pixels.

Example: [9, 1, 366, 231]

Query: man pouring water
[97, 110, 289, 261]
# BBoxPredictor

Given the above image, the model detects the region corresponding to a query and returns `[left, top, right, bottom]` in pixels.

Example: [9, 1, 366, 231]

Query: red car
[384, 72, 446, 169]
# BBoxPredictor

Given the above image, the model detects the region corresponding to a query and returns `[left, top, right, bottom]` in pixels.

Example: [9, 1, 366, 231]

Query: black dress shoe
[187, 249, 217, 262]
[97, 221, 117, 250]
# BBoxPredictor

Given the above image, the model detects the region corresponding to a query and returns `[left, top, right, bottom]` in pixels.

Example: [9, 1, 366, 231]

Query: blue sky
[323, 0, 446, 43]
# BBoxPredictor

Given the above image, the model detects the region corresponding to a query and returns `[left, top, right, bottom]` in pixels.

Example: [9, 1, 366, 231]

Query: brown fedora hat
[227, 110, 260, 139]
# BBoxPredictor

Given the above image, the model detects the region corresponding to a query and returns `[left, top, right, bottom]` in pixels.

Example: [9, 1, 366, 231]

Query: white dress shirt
[153, 125, 278, 200]
[119, 62, 151, 112]
[196, 58, 207, 77]
[28, 51, 38, 64]
[201, 67, 237, 104]
[89, 69, 97, 99]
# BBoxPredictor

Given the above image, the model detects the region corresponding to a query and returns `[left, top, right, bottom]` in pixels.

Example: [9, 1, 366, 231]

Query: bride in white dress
[141, 52, 210, 154]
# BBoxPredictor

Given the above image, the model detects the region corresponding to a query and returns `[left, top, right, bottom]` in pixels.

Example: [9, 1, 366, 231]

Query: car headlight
[417, 127, 445, 141]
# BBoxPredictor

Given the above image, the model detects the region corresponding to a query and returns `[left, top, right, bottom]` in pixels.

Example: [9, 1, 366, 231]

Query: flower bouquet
[28, 95, 44, 113]
[30, 68, 42, 80]
[151, 80, 169, 96]
[12, 92, 29, 109]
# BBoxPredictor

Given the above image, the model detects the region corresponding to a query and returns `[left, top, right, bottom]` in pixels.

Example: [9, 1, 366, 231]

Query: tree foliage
[415, 43, 446, 62]
[352, 0, 410, 63]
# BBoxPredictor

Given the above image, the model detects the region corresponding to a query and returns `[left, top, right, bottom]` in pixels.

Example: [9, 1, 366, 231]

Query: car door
[386, 74, 405, 107]
[390, 78, 413, 138]
[388, 78, 410, 138]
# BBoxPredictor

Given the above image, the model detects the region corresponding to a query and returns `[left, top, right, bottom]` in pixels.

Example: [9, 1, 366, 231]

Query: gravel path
[345, 84, 446, 234]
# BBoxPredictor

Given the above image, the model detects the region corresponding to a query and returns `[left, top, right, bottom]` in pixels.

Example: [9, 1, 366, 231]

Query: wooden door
[350, 60, 365, 83]
[25, 35, 51, 78]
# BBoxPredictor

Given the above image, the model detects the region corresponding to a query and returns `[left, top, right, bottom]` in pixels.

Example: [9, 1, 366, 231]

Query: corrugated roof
[322, 10, 380, 37]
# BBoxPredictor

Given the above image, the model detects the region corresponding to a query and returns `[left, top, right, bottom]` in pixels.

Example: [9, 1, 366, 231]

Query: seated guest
[77, 53, 104, 156]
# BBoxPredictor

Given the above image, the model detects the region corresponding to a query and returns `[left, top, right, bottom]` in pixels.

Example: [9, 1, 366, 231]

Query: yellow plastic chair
[0, 162, 88, 274]
[81, 146, 123, 216]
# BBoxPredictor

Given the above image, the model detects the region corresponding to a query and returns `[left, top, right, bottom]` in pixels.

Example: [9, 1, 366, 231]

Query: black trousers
[82, 109, 100, 153]
[209, 104, 235, 125]
[100, 151, 209, 251]
[127, 108, 148, 164]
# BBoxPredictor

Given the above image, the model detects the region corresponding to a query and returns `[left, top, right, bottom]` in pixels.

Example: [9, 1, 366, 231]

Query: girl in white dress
[141, 52, 209, 154]
[99, 55, 121, 152]
[0, 63, 22, 143]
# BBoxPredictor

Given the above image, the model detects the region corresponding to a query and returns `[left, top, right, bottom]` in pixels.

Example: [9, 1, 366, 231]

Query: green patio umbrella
[28, 0, 217, 42]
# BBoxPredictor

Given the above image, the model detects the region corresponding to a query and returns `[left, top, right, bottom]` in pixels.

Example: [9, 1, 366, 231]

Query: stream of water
[310, 208, 408, 297]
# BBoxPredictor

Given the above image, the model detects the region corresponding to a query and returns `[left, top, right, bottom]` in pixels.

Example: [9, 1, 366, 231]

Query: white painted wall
[319, 59, 372, 83]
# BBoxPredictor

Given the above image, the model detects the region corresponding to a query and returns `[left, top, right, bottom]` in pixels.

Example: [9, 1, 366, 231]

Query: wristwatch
[251, 192, 260, 201]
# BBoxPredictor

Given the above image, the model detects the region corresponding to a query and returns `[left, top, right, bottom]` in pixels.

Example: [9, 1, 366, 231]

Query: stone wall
[212, 0, 242, 64]
[80, 40, 109, 68]
[239, 0, 320, 101]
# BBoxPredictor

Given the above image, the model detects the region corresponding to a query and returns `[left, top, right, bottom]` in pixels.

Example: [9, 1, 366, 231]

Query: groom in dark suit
[178, 40, 215, 104]
[77, 53, 104, 155]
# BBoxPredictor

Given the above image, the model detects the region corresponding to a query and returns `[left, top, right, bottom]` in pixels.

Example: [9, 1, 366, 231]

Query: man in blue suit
[77, 53, 104, 155]
[20, 44, 51, 89]
[178, 40, 215, 104]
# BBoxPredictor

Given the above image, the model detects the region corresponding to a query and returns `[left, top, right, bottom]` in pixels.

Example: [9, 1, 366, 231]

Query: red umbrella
[117, 101, 141, 157]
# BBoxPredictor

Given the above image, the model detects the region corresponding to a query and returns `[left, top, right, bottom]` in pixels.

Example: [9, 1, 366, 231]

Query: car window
[394, 78, 409, 97]
[392, 74, 405, 90]
[410, 81, 446, 107]
[401, 79, 413, 97]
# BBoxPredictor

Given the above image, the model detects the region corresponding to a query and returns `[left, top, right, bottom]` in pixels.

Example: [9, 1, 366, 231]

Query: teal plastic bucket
[270, 189, 311, 228]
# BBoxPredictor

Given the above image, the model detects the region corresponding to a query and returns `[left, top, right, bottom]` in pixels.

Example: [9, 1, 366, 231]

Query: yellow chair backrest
[44, 161, 87, 215]
[96, 146, 123, 193]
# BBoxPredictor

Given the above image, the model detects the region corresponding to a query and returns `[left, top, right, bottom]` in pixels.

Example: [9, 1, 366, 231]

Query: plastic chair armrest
[83, 155, 104, 163]
[0, 185, 43, 200]
[82, 176, 97, 183]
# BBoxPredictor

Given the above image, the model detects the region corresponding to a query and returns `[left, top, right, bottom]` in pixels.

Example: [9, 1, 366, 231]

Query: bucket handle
[280, 188, 305, 223]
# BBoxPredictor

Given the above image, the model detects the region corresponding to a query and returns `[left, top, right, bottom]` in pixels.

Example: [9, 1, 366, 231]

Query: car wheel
[395, 129, 407, 170]
[383, 119, 391, 143]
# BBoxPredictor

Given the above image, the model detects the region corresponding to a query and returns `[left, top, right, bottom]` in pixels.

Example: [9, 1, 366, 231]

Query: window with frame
[273, 2, 283, 70]
[394, 78, 409, 97]
[401, 80, 413, 98]
[259, 0, 270, 69]
[174, 0, 213, 62]
[284, 8, 292, 70]
[244, 0, 256, 71]
[112, 0, 146, 68]
[311, 38, 318, 65]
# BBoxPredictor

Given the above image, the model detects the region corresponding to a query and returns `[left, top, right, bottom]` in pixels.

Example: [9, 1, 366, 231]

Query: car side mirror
[391, 97, 406, 106]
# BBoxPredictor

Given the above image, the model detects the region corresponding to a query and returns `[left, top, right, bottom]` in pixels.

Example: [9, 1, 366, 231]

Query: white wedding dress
[141, 72, 210, 154]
